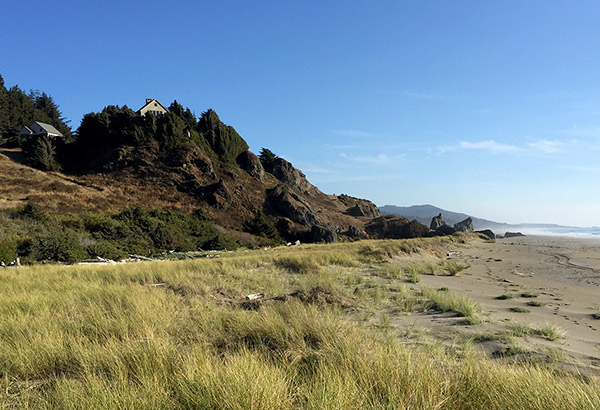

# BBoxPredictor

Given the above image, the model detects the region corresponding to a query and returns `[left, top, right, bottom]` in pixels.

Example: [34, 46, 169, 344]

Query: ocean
[508, 226, 600, 239]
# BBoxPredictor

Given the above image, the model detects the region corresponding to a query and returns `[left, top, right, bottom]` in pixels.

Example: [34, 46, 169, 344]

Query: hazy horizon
[2, 1, 600, 227]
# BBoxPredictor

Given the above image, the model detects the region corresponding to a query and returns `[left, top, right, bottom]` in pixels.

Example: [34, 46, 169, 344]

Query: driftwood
[128, 254, 153, 261]
[245, 293, 265, 300]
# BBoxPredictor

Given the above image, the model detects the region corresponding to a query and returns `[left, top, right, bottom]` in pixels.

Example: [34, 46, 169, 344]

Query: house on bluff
[138, 98, 168, 116]
[18, 121, 63, 139]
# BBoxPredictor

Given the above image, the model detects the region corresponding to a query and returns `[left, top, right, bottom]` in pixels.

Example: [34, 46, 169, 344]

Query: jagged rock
[203, 179, 232, 210]
[476, 229, 496, 240]
[435, 224, 457, 235]
[338, 194, 381, 218]
[346, 225, 365, 239]
[365, 215, 429, 239]
[310, 224, 338, 243]
[505, 232, 525, 238]
[454, 217, 474, 233]
[430, 213, 445, 230]
[268, 157, 320, 196]
[236, 150, 264, 181]
[267, 185, 318, 227]
[275, 217, 300, 240]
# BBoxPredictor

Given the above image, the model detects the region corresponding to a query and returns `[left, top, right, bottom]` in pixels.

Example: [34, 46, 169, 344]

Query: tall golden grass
[0, 238, 598, 409]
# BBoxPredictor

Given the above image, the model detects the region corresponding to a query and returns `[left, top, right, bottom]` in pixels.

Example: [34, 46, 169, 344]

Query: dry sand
[390, 235, 600, 372]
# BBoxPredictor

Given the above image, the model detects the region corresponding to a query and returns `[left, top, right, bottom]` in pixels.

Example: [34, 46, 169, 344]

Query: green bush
[23, 232, 87, 262]
[243, 211, 283, 244]
[21, 135, 61, 171]
[17, 202, 47, 222]
[0, 240, 17, 263]
[85, 241, 127, 261]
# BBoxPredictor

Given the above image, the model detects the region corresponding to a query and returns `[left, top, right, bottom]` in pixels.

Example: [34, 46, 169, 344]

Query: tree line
[0, 72, 252, 172]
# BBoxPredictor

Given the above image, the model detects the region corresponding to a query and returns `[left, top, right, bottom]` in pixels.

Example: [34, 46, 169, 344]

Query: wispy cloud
[330, 129, 378, 138]
[339, 152, 405, 164]
[401, 91, 449, 101]
[459, 140, 518, 153]
[301, 165, 334, 174]
[527, 139, 563, 154]
[439, 138, 575, 156]
[564, 126, 600, 138]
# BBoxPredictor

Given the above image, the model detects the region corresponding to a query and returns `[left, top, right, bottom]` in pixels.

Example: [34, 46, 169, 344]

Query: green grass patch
[520, 292, 539, 298]
[526, 300, 545, 307]
[495, 294, 513, 300]
[510, 307, 531, 313]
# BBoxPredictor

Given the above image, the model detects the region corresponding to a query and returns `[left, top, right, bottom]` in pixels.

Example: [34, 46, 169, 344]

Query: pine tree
[0, 74, 8, 140]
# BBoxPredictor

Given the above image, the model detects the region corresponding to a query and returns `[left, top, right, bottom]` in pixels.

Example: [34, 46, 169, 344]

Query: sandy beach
[390, 235, 600, 372]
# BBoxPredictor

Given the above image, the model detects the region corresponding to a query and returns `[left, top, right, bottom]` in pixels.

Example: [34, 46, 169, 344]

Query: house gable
[20, 122, 63, 138]
[138, 98, 168, 116]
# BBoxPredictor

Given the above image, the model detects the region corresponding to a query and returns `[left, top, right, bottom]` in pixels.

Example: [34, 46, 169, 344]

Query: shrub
[86, 241, 127, 261]
[496, 294, 513, 300]
[510, 307, 530, 313]
[24, 232, 87, 262]
[21, 135, 61, 171]
[17, 202, 47, 221]
[0, 240, 17, 263]
[243, 211, 283, 244]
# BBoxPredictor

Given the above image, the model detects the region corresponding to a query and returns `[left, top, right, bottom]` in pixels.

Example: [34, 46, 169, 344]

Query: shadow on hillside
[0, 148, 28, 165]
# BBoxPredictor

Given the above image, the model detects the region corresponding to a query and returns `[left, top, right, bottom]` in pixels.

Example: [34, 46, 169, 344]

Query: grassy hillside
[1, 236, 598, 409]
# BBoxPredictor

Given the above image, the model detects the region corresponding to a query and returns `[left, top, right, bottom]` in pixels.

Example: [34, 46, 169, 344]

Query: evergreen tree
[197, 109, 249, 164]
[0, 74, 8, 141]
[30, 90, 72, 140]
[21, 135, 61, 171]
[243, 211, 282, 243]
[259, 147, 277, 171]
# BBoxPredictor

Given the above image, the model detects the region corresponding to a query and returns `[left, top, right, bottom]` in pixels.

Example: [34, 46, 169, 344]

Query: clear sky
[2, 1, 600, 226]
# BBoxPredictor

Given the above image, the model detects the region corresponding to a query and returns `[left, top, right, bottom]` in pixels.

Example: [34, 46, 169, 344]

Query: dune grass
[420, 287, 483, 324]
[0, 238, 597, 409]
[535, 322, 567, 341]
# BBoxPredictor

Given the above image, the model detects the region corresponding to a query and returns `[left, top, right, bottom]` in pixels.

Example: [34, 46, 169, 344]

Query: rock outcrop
[267, 157, 320, 196]
[430, 213, 445, 230]
[476, 229, 496, 240]
[266, 185, 318, 227]
[454, 217, 474, 233]
[236, 150, 264, 181]
[505, 231, 525, 238]
[365, 215, 429, 239]
[430, 213, 456, 235]
[310, 224, 338, 243]
[338, 194, 381, 218]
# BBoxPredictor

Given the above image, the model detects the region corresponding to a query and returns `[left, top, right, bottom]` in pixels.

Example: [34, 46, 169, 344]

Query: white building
[18, 121, 63, 139]
[137, 98, 168, 116]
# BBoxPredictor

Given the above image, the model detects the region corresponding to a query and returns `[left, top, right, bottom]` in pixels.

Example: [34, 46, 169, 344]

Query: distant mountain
[379, 204, 582, 235]
[379, 204, 517, 233]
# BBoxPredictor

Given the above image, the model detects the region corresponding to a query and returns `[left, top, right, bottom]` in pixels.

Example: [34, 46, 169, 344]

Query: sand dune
[390, 235, 600, 372]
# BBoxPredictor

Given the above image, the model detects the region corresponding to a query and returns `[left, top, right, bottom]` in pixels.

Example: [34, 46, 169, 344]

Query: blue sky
[2, 1, 600, 226]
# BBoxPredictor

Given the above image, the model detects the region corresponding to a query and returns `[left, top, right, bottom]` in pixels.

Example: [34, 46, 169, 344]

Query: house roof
[19, 126, 33, 134]
[34, 121, 63, 136]
[137, 98, 168, 113]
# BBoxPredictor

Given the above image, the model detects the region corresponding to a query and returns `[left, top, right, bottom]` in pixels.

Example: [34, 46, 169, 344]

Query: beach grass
[421, 287, 483, 324]
[0, 237, 597, 409]
[496, 294, 513, 300]
[535, 322, 567, 341]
